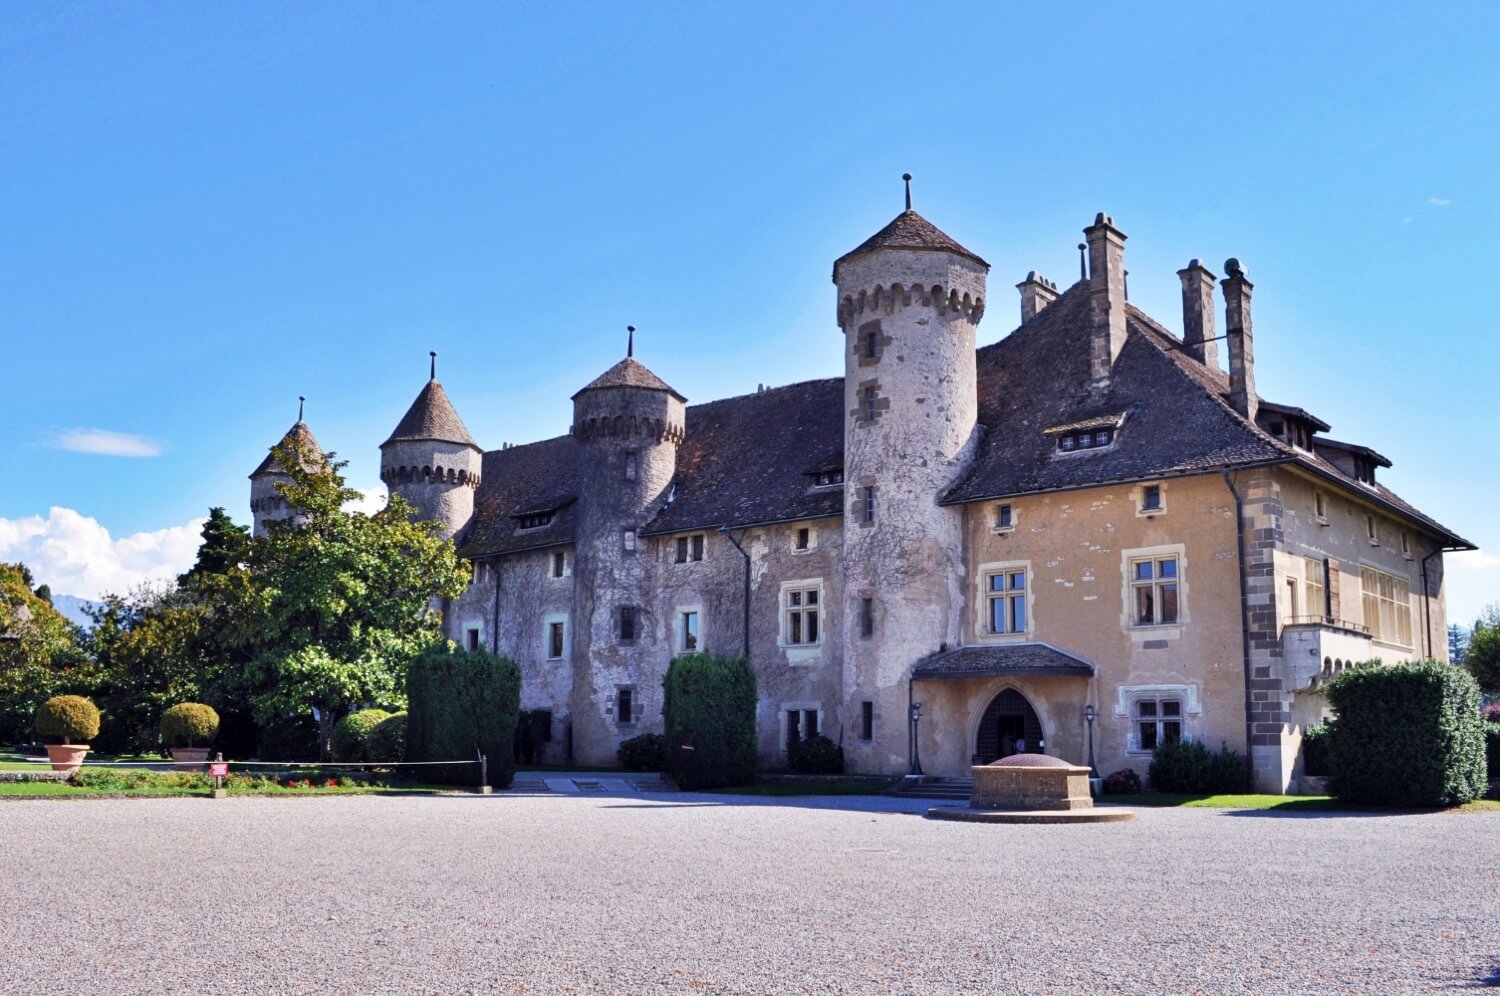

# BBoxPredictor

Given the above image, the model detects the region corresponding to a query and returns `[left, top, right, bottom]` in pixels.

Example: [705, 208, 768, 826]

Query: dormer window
[517, 511, 554, 530]
[812, 469, 844, 488]
[1058, 428, 1114, 452]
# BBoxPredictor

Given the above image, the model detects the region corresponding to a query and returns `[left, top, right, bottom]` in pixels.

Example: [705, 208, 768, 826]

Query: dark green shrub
[331, 708, 392, 762]
[514, 708, 553, 764]
[1148, 739, 1246, 794]
[407, 645, 520, 789]
[787, 734, 844, 774]
[159, 703, 220, 748]
[1325, 660, 1486, 807]
[617, 732, 665, 771]
[662, 653, 756, 790]
[1102, 768, 1142, 794]
[35, 695, 100, 744]
[368, 712, 407, 763]
[260, 714, 319, 762]
[1301, 723, 1332, 778]
[1484, 722, 1499, 782]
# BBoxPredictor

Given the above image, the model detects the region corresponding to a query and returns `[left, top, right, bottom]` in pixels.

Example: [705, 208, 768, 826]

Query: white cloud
[0, 508, 204, 600]
[51, 429, 163, 457]
[1427, 197, 1452, 207]
[344, 484, 388, 516]
[1450, 550, 1500, 571]
[1447, 550, 1500, 628]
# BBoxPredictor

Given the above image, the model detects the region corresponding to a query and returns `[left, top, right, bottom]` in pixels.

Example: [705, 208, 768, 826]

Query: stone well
[927, 753, 1133, 824]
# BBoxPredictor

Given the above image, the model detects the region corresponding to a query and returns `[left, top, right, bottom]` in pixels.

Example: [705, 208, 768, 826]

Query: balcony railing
[1283, 615, 1371, 637]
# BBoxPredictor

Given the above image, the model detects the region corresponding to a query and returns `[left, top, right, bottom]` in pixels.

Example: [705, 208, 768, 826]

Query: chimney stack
[1222, 258, 1256, 421]
[1177, 259, 1219, 369]
[1016, 271, 1058, 323]
[1084, 213, 1127, 387]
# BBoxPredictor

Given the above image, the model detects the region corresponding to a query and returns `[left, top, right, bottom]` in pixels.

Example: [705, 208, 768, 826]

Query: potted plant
[159, 703, 220, 769]
[34, 695, 101, 773]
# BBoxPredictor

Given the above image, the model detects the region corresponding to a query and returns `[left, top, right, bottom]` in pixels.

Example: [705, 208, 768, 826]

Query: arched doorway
[974, 689, 1044, 764]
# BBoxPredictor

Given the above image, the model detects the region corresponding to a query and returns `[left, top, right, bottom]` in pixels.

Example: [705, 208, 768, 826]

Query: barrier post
[476, 749, 491, 795]
[210, 752, 228, 799]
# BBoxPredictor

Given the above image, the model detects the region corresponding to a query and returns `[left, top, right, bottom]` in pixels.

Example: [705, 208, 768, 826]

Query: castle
[250, 188, 1473, 793]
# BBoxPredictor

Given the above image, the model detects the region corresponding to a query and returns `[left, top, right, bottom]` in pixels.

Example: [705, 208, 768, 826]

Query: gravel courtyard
[2, 793, 1496, 995]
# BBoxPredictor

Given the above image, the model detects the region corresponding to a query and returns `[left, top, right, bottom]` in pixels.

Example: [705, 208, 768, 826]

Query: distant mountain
[50, 594, 100, 630]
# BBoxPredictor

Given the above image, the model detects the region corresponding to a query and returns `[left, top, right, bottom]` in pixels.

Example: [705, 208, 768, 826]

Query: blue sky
[2, 1, 1497, 620]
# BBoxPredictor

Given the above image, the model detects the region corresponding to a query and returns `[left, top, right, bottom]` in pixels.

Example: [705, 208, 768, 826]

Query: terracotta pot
[45, 744, 89, 773]
[169, 746, 211, 770]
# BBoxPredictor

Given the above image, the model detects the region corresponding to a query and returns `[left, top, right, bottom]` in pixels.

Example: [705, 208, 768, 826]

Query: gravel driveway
[1, 793, 1495, 994]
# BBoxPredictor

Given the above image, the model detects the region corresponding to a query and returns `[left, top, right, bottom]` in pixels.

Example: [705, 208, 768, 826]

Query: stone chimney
[1176, 259, 1219, 370]
[1222, 258, 1256, 421]
[1016, 271, 1058, 323]
[1084, 213, 1127, 387]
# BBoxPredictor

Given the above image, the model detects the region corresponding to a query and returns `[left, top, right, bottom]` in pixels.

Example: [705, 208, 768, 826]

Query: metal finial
[297, 396, 305, 422]
[1078, 243, 1088, 281]
[429, 351, 437, 380]
[627, 325, 635, 358]
[902, 173, 913, 211]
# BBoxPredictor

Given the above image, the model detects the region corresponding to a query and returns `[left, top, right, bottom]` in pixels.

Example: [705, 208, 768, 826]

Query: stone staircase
[886, 776, 974, 801]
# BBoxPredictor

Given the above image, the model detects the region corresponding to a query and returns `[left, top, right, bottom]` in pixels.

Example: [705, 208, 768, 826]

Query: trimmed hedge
[787, 733, 844, 774]
[617, 732, 665, 771]
[369, 712, 407, 763]
[1300, 723, 1332, 778]
[1148, 740, 1246, 794]
[331, 709, 392, 763]
[1485, 722, 1499, 783]
[159, 703, 220, 748]
[1324, 660, 1486, 807]
[407, 645, 520, 789]
[662, 653, 756, 790]
[35, 695, 100, 744]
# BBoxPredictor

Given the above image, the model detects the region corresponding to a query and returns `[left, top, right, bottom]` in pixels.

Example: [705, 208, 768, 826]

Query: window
[1131, 556, 1179, 626]
[860, 701, 874, 741]
[465, 627, 481, 653]
[624, 451, 638, 481]
[1058, 428, 1114, 452]
[859, 597, 874, 639]
[1304, 557, 1325, 620]
[1141, 485, 1162, 512]
[615, 687, 636, 727]
[863, 386, 879, 422]
[1313, 491, 1328, 523]
[862, 486, 877, 524]
[785, 708, 820, 751]
[813, 469, 844, 488]
[518, 511, 553, 530]
[1400, 531, 1411, 558]
[986, 569, 1028, 635]
[1365, 515, 1378, 545]
[675, 534, 705, 563]
[623, 529, 637, 552]
[547, 621, 565, 660]
[1361, 566, 1412, 647]
[864, 328, 878, 359]
[680, 611, 699, 652]
[994, 503, 1013, 530]
[619, 606, 638, 644]
[551, 551, 566, 578]
[794, 527, 810, 551]
[1135, 697, 1182, 751]
[784, 586, 821, 645]
[472, 561, 487, 585]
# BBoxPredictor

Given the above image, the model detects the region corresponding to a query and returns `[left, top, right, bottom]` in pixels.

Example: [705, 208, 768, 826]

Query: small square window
[551, 551, 565, 578]
[995, 504, 1013, 529]
[795, 527, 810, 551]
[1142, 485, 1162, 512]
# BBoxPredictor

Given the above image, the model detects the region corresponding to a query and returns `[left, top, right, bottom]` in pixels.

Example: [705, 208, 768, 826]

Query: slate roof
[383, 379, 480, 449]
[457, 437, 579, 558]
[912, 643, 1096, 679]
[834, 210, 988, 270]
[250, 421, 324, 478]
[572, 357, 685, 402]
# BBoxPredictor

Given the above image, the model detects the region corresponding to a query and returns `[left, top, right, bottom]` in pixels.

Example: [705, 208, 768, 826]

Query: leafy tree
[0, 564, 89, 743]
[236, 439, 466, 758]
[1448, 623, 1468, 667]
[1464, 605, 1500, 696]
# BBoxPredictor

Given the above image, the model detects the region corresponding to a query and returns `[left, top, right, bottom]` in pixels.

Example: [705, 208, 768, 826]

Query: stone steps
[887, 778, 973, 801]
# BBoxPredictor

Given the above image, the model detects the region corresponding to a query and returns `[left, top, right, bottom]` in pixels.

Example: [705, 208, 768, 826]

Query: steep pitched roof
[457, 436, 579, 559]
[572, 357, 685, 402]
[250, 421, 324, 478]
[383, 379, 479, 449]
[834, 210, 988, 269]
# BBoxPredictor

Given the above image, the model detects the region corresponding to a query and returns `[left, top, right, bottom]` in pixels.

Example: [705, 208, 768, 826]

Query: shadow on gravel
[596, 799, 930, 816]
[1451, 961, 1500, 988]
[1220, 803, 1447, 819]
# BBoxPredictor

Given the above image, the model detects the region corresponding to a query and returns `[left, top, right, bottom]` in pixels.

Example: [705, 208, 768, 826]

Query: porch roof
[911, 643, 1095, 679]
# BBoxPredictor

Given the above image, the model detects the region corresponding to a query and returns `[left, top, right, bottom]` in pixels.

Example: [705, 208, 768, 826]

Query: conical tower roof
[250, 421, 325, 478]
[835, 209, 988, 270]
[571, 357, 685, 402]
[383, 378, 479, 450]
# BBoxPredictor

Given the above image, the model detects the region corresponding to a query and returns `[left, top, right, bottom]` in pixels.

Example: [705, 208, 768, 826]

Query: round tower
[569, 333, 686, 764]
[249, 400, 325, 538]
[380, 354, 483, 540]
[834, 179, 988, 774]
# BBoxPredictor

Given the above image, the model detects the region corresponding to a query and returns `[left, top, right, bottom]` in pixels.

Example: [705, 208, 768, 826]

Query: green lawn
[1101, 792, 1500, 813]
[0, 781, 467, 799]
[705, 778, 893, 797]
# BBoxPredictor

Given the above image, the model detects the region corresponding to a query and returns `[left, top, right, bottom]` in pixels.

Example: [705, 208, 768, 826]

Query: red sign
[210, 763, 229, 777]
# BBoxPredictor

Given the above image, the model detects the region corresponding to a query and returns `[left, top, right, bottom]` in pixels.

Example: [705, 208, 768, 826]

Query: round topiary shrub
[617, 732, 665, 771]
[35, 695, 100, 745]
[787, 733, 844, 774]
[159, 703, 221, 748]
[1102, 768, 1142, 794]
[367, 712, 407, 763]
[331, 709, 392, 763]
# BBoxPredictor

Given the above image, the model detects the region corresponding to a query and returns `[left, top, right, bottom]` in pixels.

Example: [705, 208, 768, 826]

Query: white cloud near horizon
[51, 429, 164, 457]
[0, 508, 205, 600]
[1447, 550, 1500, 627]
[1428, 196, 1452, 207]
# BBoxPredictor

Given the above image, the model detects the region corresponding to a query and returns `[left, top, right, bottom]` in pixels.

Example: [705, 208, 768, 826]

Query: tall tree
[179, 507, 252, 584]
[1463, 605, 1500, 696]
[0, 563, 88, 742]
[1448, 623, 1469, 667]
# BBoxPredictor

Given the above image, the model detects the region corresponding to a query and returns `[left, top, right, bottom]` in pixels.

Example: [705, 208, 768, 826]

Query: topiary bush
[617, 732, 665, 771]
[1324, 659, 1487, 807]
[1485, 722, 1499, 784]
[1300, 723, 1332, 778]
[331, 708, 392, 763]
[1102, 768, 1142, 795]
[1148, 740, 1246, 794]
[159, 703, 220, 749]
[787, 733, 844, 774]
[368, 712, 407, 763]
[35, 695, 100, 744]
[407, 645, 520, 789]
[662, 653, 757, 790]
